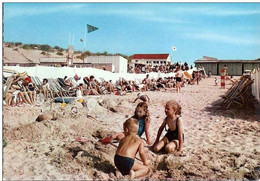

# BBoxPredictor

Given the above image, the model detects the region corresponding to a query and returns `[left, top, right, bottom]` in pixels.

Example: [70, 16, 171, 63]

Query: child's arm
[177, 117, 184, 152]
[138, 141, 150, 165]
[144, 117, 152, 145]
[147, 95, 150, 103]
[133, 97, 139, 103]
[152, 120, 166, 146]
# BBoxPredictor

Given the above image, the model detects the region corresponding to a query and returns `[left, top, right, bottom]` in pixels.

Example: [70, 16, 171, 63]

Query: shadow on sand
[204, 97, 260, 121]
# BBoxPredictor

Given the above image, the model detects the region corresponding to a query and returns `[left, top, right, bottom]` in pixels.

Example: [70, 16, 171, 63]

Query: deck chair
[47, 78, 63, 97]
[31, 76, 41, 92]
[4, 76, 14, 98]
[222, 77, 252, 108]
[52, 78, 73, 97]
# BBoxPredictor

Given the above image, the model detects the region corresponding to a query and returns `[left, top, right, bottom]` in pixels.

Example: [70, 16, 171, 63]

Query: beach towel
[54, 97, 75, 103]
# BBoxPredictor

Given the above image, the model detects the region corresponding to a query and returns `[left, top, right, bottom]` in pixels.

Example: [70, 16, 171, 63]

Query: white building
[85, 56, 128, 73]
[131, 54, 172, 67]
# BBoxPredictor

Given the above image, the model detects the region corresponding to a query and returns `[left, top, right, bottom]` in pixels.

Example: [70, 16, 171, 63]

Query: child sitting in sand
[114, 118, 150, 178]
[100, 102, 152, 145]
[153, 100, 184, 154]
[133, 93, 150, 103]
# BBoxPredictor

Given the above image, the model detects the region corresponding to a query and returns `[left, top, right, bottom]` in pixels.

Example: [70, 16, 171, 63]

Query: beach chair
[3, 76, 14, 98]
[54, 78, 75, 96]
[31, 76, 42, 92]
[221, 76, 254, 109]
[53, 78, 76, 97]
[47, 78, 63, 97]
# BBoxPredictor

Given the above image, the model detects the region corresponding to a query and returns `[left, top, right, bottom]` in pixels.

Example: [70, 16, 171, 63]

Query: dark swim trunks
[176, 77, 182, 82]
[114, 154, 134, 175]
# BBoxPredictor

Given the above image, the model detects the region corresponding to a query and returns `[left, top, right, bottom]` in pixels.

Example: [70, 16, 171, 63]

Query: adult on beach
[175, 67, 184, 93]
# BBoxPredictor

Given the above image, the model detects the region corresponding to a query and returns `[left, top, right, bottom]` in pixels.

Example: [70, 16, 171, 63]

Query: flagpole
[84, 24, 87, 64]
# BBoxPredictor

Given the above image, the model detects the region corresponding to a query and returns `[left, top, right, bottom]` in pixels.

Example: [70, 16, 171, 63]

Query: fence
[251, 68, 260, 102]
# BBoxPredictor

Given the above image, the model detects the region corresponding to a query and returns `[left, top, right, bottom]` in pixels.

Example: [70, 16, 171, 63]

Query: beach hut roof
[132, 54, 170, 59]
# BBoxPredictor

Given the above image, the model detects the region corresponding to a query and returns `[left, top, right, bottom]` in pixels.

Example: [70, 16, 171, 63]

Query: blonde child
[100, 102, 152, 145]
[114, 118, 150, 178]
[153, 100, 184, 153]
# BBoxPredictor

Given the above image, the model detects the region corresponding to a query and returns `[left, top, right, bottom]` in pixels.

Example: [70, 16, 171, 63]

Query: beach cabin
[218, 60, 243, 76]
[39, 57, 68, 67]
[194, 56, 218, 75]
[74, 55, 128, 73]
[194, 56, 260, 76]
[131, 54, 172, 68]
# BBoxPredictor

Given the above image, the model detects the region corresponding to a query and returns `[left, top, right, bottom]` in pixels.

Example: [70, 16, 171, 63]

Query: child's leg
[32, 91, 36, 104]
[153, 137, 168, 152]
[130, 161, 149, 179]
[44, 90, 48, 101]
[165, 140, 178, 153]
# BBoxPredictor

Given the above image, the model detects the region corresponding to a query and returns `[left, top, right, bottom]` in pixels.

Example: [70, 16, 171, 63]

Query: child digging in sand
[153, 100, 184, 154]
[100, 102, 152, 145]
[114, 118, 150, 178]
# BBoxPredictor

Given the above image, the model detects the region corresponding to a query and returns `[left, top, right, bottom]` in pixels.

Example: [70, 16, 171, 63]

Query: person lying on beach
[89, 75, 103, 95]
[12, 79, 34, 105]
[153, 100, 184, 154]
[100, 102, 152, 145]
[133, 93, 150, 103]
[114, 118, 150, 179]
[106, 80, 115, 93]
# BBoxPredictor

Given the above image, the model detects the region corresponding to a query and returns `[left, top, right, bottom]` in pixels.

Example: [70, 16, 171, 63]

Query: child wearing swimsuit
[153, 100, 184, 153]
[114, 118, 150, 178]
[100, 102, 152, 145]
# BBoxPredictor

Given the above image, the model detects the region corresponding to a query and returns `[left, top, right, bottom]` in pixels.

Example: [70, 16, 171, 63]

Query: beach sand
[3, 77, 260, 180]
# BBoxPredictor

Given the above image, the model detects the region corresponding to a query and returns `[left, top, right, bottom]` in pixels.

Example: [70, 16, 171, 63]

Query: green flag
[87, 24, 99, 33]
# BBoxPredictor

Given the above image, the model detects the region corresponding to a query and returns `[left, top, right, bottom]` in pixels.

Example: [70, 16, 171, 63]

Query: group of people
[3, 66, 205, 106]
[128, 62, 193, 74]
[99, 99, 184, 179]
[3, 75, 54, 107]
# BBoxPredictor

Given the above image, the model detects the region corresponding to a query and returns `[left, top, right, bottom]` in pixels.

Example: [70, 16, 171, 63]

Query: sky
[3, 2, 260, 65]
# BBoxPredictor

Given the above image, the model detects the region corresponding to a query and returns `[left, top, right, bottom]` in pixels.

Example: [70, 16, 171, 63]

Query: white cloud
[162, 5, 260, 16]
[185, 32, 260, 45]
[4, 4, 85, 19]
[202, 8, 260, 16]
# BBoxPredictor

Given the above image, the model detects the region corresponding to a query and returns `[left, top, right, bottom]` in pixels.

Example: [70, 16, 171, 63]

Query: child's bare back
[116, 134, 142, 159]
[114, 118, 150, 179]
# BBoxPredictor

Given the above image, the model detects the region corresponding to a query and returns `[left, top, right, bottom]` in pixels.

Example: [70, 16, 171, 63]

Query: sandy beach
[3, 77, 260, 180]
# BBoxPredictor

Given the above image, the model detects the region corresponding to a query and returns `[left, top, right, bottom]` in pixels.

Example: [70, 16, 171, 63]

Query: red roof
[132, 54, 169, 59]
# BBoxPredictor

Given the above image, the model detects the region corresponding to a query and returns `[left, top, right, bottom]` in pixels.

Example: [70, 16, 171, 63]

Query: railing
[251, 68, 260, 102]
